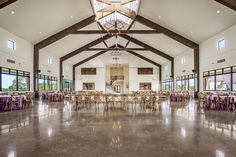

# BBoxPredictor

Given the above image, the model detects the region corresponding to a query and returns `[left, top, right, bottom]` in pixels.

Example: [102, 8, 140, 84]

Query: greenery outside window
[0, 67, 30, 91]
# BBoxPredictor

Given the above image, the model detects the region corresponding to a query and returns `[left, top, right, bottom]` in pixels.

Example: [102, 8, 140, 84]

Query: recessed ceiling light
[190, 31, 193, 34]
[167, 50, 169, 52]
[216, 10, 221, 14]
[70, 15, 74, 19]
[158, 15, 161, 19]
[39, 32, 42, 34]
[11, 11, 15, 15]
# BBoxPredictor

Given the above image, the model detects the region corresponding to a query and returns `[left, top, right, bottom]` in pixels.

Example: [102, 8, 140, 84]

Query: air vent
[182, 70, 186, 73]
[217, 59, 226, 64]
[47, 70, 51, 73]
[7, 59, 15, 64]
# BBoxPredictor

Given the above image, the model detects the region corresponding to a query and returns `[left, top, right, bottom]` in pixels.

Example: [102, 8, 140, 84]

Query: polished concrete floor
[0, 99, 236, 157]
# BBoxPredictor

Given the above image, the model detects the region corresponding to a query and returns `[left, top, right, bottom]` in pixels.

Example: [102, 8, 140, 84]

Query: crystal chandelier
[111, 36, 122, 68]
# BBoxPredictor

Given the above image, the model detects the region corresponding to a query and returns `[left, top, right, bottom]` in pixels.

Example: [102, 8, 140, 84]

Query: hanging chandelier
[104, 19, 124, 36]
[110, 49, 122, 57]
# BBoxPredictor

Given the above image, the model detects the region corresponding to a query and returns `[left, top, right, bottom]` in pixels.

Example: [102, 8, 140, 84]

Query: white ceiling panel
[139, 0, 236, 43]
[0, 0, 93, 43]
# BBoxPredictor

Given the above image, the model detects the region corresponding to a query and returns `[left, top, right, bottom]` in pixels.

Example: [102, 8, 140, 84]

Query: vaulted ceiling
[0, 0, 236, 67]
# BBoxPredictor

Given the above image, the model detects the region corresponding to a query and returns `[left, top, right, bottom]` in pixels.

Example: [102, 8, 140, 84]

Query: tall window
[37, 74, 57, 91]
[51, 80, 57, 91]
[203, 71, 215, 91]
[63, 79, 73, 91]
[48, 57, 53, 65]
[203, 66, 236, 91]
[38, 76, 45, 91]
[181, 56, 186, 65]
[0, 67, 30, 91]
[17, 71, 30, 91]
[162, 79, 173, 91]
[216, 68, 231, 91]
[189, 75, 195, 91]
[176, 78, 182, 91]
[7, 39, 16, 50]
[176, 74, 196, 91]
[217, 39, 225, 50]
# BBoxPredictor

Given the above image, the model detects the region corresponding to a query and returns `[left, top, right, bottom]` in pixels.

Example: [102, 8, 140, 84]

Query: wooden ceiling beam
[60, 34, 112, 91]
[71, 30, 161, 34]
[33, 15, 96, 91]
[96, 22, 109, 48]
[97, 0, 136, 5]
[215, 0, 236, 11]
[119, 34, 173, 82]
[135, 15, 198, 48]
[72, 44, 163, 84]
[123, 50, 161, 67]
[73, 45, 116, 68]
[125, 20, 135, 48]
[126, 50, 162, 81]
[119, 34, 173, 61]
[35, 15, 96, 49]
[61, 35, 112, 61]
[0, 0, 17, 9]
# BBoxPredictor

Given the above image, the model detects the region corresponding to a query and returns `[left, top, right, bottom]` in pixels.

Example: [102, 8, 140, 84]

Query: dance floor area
[0, 100, 235, 157]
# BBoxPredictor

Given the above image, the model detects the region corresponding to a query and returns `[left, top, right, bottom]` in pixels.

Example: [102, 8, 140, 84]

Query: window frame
[37, 74, 57, 91]
[203, 66, 236, 91]
[175, 74, 196, 91]
[48, 57, 53, 65]
[217, 38, 225, 50]
[7, 39, 16, 50]
[0, 66, 30, 91]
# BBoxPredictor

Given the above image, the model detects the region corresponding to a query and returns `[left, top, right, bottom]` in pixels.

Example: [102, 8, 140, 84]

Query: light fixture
[39, 32, 42, 34]
[70, 15, 74, 19]
[112, 56, 120, 61]
[190, 31, 193, 34]
[216, 10, 221, 14]
[158, 15, 161, 19]
[104, 19, 124, 36]
[11, 11, 15, 15]
[111, 50, 122, 57]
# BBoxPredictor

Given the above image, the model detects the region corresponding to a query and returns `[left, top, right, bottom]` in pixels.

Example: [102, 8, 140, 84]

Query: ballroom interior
[0, 0, 236, 157]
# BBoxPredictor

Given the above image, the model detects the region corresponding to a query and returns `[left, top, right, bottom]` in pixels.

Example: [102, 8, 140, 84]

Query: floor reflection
[110, 136, 122, 148]
[0, 117, 30, 135]
[0, 99, 235, 157]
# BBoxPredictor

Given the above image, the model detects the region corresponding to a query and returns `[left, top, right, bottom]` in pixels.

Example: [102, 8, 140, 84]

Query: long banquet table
[204, 95, 236, 111]
[0, 95, 28, 112]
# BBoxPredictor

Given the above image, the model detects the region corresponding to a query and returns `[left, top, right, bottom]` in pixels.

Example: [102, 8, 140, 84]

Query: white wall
[62, 62, 73, 80]
[39, 49, 60, 90]
[200, 24, 236, 91]
[161, 49, 194, 91]
[129, 67, 159, 92]
[0, 27, 33, 91]
[162, 61, 172, 80]
[74, 52, 160, 92]
[174, 49, 194, 77]
[0, 26, 63, 92]
[75, 67, 105, 91]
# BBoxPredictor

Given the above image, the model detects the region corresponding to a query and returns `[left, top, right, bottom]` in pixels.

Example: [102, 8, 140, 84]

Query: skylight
[92, 0, 140, 27]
